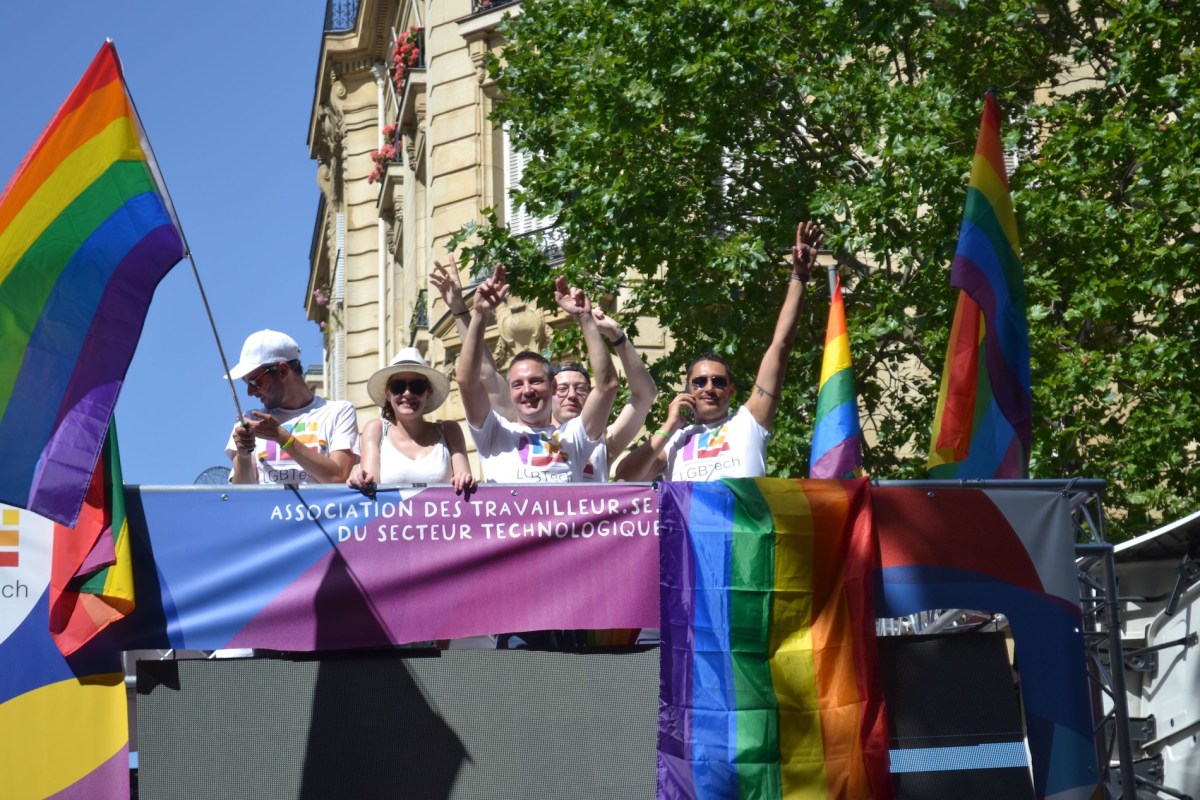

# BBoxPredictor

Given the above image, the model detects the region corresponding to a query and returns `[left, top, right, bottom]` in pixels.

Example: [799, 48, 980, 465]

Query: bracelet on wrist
[452, 309, 470, 318]
[790, 272, 809, 282]
[280, 434, 295, 451]
[611, 332, 627, 348]
[653, 429, 671, 438]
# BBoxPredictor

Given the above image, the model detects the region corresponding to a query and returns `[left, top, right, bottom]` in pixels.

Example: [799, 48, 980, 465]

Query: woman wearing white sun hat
[348, 348, 475, 493]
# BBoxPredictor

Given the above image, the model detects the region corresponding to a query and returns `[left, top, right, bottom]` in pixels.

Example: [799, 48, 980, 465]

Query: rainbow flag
[809, 276, 864, 479]
[927, 92, 1031, 479]
[657, 479, 892, 800]
[0, 42, 186, 526]
[50, 420, 134, 656]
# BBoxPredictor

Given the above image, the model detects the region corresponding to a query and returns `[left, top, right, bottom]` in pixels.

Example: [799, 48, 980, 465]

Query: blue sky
[0, 2, 330, 485]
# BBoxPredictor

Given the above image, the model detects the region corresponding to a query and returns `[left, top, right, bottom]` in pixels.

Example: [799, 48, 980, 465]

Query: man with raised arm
[434, 255, 657, 481]
[551, 307, 657, 481]
[615, 220, 823, 482]
[456, 265, 619, 483]
[226, 329, 359, 485]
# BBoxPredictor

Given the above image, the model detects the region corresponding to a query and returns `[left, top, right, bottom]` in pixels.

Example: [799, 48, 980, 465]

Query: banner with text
[123, 483, 660, 651]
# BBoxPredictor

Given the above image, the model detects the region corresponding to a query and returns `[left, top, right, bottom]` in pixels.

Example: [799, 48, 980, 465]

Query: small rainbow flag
[928, 91, 1031, 479]
[657, 479, 892, 800]
[50, 420, 134, 656]
[0, 42, 186, 526]
[810, 276, 864, 479]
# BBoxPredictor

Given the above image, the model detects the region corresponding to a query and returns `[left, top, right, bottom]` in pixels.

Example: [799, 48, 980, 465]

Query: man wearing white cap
[225, 329, 359, 485]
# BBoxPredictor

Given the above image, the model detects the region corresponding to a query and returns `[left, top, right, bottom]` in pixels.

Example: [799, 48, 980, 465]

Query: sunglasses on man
[388, 377, 430, 396]
[690, 375, 729, 390]
[245, 365, 278, 389]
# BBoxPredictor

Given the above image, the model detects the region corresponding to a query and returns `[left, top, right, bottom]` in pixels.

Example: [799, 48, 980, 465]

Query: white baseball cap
[225, 329, 301, 380]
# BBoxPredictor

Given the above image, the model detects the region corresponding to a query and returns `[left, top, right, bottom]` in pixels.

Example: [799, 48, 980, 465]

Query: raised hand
[473, 264, 510, 315]
[790, 220, 824, 281]
[554, 275, 591, 317]
[430, 254, 467, 314]
[590, 307, 623, 342]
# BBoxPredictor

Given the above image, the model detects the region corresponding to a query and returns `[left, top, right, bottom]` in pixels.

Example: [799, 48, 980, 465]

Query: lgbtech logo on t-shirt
[681, 424, 730, 462]
[517, 432, 569, 467]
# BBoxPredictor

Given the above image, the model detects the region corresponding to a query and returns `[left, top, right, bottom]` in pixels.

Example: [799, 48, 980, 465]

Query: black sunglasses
[690, 375, 729, 390]
[388, 377, 430, 396]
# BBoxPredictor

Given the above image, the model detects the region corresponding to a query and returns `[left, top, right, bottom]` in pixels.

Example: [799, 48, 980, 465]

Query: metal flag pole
[186, 252, 246, 423]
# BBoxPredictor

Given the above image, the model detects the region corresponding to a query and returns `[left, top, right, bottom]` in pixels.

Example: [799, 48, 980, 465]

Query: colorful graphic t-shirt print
[680, 423, 730, 462]
[257, 421, 329, 465]
[518, 431, 570, 468]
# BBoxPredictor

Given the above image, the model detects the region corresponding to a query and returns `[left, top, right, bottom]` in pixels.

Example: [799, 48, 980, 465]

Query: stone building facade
[306, 0, 669, 459]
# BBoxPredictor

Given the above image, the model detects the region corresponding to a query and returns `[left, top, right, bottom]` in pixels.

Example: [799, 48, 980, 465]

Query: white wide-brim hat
[366, 347, 451, 412]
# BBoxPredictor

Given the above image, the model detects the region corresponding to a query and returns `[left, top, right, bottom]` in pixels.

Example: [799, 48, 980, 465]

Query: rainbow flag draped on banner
[927, 91, 1031, 479]
[0, 41, 186, 527]
[657, 479, 892, 800]
[49, 420, 134, 656]
[810, 276, 864, 479]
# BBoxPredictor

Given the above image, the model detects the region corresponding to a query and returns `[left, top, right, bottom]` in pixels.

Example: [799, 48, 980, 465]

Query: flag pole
[187, 253, 246, 423]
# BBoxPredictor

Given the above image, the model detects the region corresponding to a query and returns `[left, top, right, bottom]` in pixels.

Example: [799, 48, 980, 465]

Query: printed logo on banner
[0, 505, 51, 647]
[1, 508, 18, 568]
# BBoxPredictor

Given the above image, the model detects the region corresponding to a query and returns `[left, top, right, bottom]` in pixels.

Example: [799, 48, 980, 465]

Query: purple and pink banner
[123, 483, 661, 650]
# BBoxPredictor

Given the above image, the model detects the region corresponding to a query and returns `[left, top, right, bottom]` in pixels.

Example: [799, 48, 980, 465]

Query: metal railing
[324, 0, 360, 32]
[471, 0, 518, 15]
[409, 288, 429, 345]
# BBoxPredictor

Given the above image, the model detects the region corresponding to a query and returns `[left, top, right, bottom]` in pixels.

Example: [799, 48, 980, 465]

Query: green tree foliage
[457, 0, 1200, 537]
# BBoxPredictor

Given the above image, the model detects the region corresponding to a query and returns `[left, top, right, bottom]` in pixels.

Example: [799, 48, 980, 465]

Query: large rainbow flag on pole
[49, 420, 134, 656]
[810, 276, 864, 479]
[927, 91, 1031, 479]
[0, 41, 186, 527]
[657, 479, 892, 800]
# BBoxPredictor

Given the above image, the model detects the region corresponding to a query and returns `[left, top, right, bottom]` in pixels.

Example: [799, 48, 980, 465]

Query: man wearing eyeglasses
[616, 221, 824, 482]
[551, 308, 658, 481]
[225, 329, 359, 485]
[457, 266, 618, 483]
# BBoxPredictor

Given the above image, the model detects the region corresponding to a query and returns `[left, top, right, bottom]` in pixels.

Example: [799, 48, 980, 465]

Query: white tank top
[378, 421, 452, 484]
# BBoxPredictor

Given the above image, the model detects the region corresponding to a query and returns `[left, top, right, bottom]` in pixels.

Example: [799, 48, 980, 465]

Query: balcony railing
[471, 0, 518, 15]
[409, 288, 429, 345]
[324, 0, 360, 32]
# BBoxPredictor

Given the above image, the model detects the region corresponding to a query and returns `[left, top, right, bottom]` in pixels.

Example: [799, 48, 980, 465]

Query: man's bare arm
[591, 309, 657, 455]
[744, 220, 823, 430]
[557, 278, 618, 441]
[456, 265, 510, 429]
[432, 255, 515, 421]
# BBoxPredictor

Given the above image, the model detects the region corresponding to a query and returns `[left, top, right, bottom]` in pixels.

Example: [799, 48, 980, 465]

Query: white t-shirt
[225, 396, 360, 484]
[469, 411, 600, 483]
[663, 405, 769, 481]
[577, 438, 609, 483]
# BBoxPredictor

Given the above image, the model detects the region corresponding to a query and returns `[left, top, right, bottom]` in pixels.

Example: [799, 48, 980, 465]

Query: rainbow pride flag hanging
[657, 479, 892, 800]
[50, 420, 134, 656]
[927, 91, 1031, 479]
[810, 276, 864, 479]
[0, 42, 186, 527]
